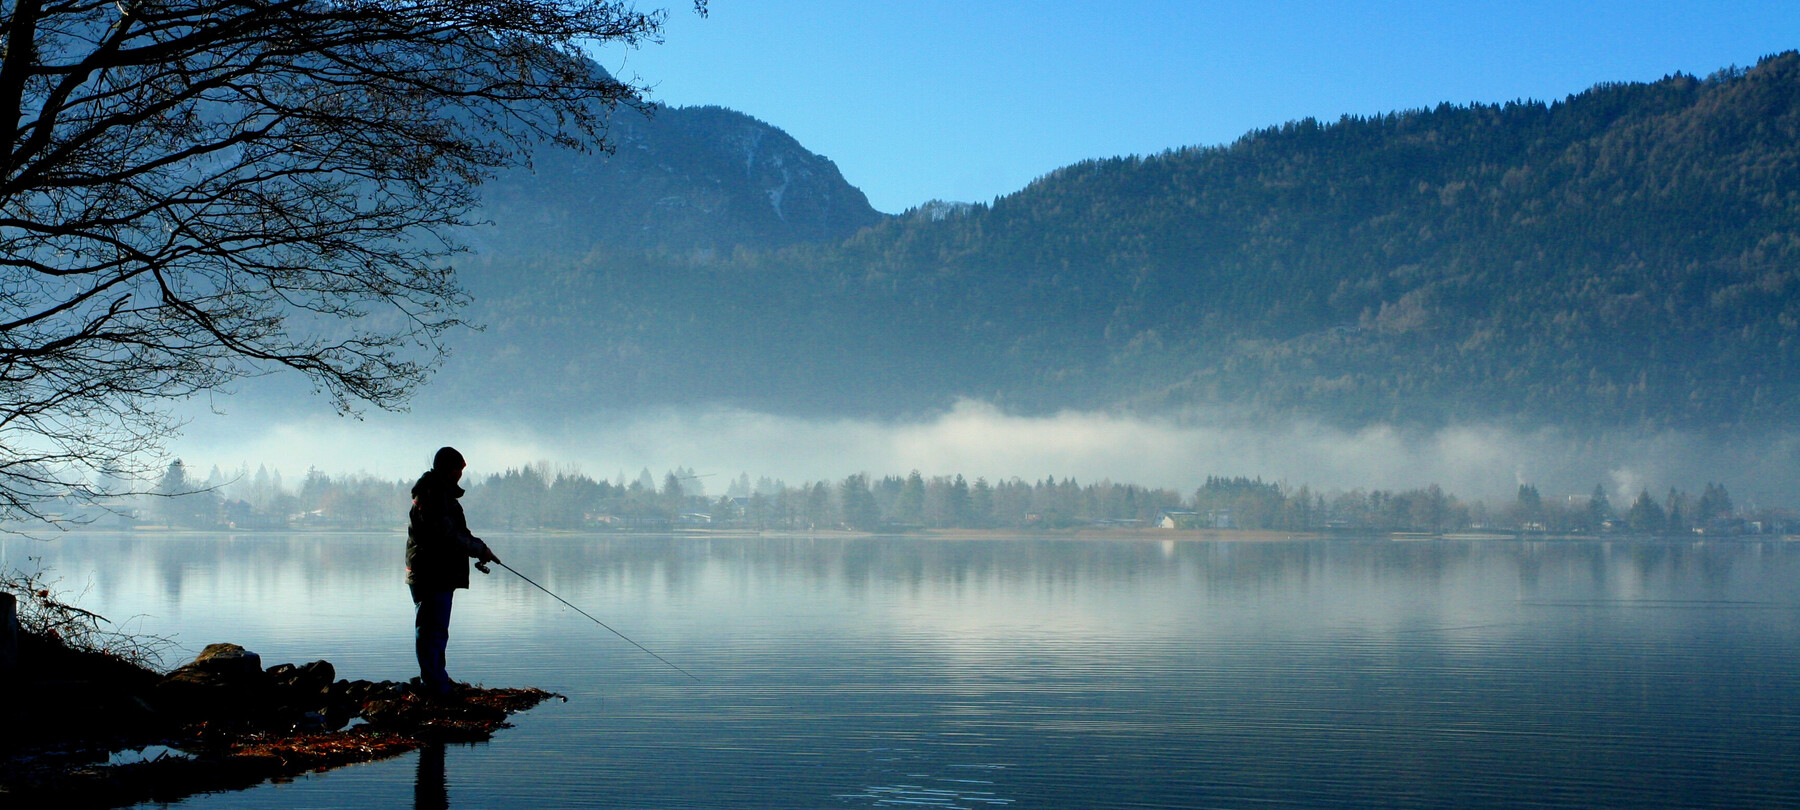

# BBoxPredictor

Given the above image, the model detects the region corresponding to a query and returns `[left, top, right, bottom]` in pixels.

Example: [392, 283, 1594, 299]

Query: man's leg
[411, 586, 455, 695]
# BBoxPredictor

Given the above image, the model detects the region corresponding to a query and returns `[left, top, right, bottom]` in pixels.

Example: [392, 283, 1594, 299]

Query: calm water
[6, 533, 1800, 809]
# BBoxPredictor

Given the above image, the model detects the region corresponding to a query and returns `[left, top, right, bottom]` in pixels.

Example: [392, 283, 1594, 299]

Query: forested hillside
[473, 104, 884, 258]
[451, 52, 1800, 430]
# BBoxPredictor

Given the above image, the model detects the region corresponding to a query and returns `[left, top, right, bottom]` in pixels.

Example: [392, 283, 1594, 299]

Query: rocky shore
[1, 638, 559, 808]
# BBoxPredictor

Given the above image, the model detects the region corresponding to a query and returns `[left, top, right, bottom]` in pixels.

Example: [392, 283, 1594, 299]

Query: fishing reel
[475, 560, 491, 575]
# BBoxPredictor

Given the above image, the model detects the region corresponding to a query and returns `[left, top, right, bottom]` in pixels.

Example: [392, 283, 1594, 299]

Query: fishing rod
[477, 559, 701, 682]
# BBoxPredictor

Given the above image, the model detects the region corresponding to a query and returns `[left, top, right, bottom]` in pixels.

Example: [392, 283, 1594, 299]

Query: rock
[321, 701, 353, 731]
[174, 643, 264, 682]
[337, 679, 384, 703]
[267, 660, 334, 694]
[154, 643, 271, 719]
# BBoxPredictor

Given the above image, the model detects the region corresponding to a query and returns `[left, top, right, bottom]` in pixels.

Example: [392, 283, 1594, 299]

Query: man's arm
[432, 495, 500, 564]
[447, 516, 499, 564]
[460, 533, 500, 564]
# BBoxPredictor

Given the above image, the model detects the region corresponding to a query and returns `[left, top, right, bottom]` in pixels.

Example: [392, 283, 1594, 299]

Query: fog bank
[171, 400, 1800, 507]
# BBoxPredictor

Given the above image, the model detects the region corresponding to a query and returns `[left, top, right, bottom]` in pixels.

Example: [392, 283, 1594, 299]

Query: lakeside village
[43, 460, 1795, 539]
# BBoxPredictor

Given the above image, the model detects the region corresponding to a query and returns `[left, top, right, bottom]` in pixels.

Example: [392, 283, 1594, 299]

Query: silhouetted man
[406, 446, 499, 697]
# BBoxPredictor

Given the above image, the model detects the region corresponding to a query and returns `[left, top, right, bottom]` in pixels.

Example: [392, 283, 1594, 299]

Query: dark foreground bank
[0, 637, 559, 808]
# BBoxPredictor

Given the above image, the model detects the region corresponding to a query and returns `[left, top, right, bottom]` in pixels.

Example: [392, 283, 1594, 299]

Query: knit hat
[432, 446, 465, 472]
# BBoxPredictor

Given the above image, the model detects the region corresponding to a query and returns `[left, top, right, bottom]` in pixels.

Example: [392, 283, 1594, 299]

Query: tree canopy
[0, 0, 698, 521]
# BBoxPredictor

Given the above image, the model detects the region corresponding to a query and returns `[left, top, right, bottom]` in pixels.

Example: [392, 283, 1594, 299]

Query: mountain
[446, 52, 1800, 431]
[470, 104, 885, 260]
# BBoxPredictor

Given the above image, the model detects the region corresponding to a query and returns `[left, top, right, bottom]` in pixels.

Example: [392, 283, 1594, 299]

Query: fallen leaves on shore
[2, 685, 565, 809]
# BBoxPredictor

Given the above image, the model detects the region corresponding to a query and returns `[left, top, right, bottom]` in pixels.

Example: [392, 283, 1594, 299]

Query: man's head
[432, 446, 466, 478]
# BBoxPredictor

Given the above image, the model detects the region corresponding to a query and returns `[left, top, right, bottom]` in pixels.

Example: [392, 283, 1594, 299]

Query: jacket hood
[412, 468, 466, 499]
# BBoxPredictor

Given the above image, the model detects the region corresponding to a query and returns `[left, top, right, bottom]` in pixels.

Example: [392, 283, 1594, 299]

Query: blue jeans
[410, 586, 455, 694]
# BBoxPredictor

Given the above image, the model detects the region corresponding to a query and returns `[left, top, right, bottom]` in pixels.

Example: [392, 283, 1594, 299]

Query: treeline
[118, 460, 410, 531]
[102, 459, 1791, 537]
[438, 52, 1800, 430]
[1185, 478, 1777, 535]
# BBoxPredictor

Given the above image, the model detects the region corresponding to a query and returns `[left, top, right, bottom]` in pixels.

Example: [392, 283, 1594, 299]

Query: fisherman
[406, 446, 500, 697]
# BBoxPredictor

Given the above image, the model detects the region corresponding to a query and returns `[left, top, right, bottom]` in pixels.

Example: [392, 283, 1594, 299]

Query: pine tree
[948, 475, 973, 528]
[1588, 484, 1614, 529]
[897, 470, 926, 525]
[839, 474, 880, 531]
[1626, 489, 1667, 533]
[156, 460, 190, 528]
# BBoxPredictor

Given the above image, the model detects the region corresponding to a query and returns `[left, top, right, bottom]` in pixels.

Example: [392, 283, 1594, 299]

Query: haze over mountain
[447, 51, 1800, 434]
[177, 52, 1800, 505]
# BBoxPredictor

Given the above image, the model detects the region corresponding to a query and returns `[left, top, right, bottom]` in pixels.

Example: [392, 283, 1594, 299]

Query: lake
[6, 532, 1800, 809]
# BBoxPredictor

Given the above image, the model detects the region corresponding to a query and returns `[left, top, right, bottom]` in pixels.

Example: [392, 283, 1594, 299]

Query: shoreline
[0, 637, 559, 809]
[3, 687, 559, 809]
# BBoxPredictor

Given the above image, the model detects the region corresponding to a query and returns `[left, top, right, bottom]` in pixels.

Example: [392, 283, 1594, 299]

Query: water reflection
[414, 744, 446, 810]
[6, 534, 1800, 809]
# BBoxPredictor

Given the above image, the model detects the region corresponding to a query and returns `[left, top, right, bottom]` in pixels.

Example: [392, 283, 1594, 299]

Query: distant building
[598, 514, 671, 529]
[1699, 517, 1747, 536]
[1157, 510, 1199, 529]
[222, 499, 285, 529]
[1098, 518, 1145, 528]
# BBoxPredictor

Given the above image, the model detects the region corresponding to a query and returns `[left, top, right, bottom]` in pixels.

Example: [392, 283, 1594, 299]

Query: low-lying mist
[170, 399, 1800, 508]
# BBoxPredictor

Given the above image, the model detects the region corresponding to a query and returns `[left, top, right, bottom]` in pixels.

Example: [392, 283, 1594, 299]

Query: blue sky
[608, 0, 1800, 213]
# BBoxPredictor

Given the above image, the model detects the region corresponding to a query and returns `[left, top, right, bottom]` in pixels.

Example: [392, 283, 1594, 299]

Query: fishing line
[480, 559, 701, 682]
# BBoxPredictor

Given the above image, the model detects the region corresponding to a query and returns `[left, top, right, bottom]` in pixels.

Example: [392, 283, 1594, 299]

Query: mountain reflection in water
[6, 533, 1800, 809]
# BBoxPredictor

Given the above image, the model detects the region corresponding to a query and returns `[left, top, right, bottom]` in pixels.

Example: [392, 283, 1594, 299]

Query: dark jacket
[406, 470, 482, 590]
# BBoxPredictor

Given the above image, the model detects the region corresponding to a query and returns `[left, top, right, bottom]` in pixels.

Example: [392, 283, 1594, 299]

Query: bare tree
[0, 0, 702, 521]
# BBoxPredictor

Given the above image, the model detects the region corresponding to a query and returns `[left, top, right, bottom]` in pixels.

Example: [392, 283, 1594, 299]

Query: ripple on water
[11, 534, 1800, 809]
